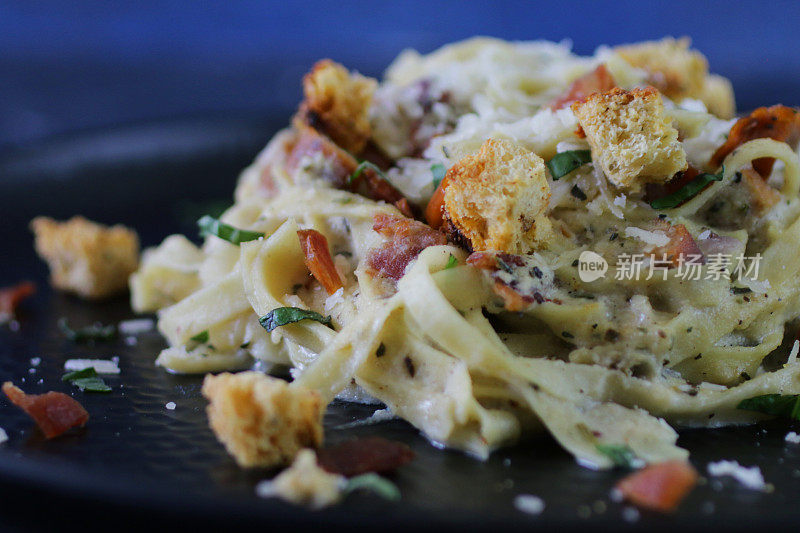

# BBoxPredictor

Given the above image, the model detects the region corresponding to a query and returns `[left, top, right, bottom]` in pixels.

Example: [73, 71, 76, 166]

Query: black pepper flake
[743, 296, 751, 302]
[609, 232, 618, 241]
[562, 331, 574, 339]
[694, 354, 703, 360]
[531, 266, 543, 279]
[376, 343, 386, 357]
[708, 413, 715, 419]
[571, 259, 579, 267]
[658, 214, 667, 219]
[687, 327, 693, 333]
[604, 329, 620, 342]
[404, 356, 416, 377]
[533, 292, 545, 304]
[733, 172, 742, 183]
[531, 383, 540, 391]
[687, 389, 698, 397]
[740, 372, 751, 381]
[591, 324, 598, 329]
[570, 185, 587, 201]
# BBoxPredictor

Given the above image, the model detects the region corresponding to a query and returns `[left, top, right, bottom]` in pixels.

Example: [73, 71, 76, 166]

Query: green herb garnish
[58, 318, 116, 343]
[431, 163, 447, 190]
[259, 307, 332, 333]
[343, 473, 401, 501]
[62, 368, 111, 393]
[546, 150, 592, 180]
[444, 254, 458, 269]
[348, 161, 388, 186]
[596, 444, 638, 469]
[189, 330, 209, 344]
[197, 215, 264, 245]
[649, 167, 725, 210]
[737, 394, 800, 420]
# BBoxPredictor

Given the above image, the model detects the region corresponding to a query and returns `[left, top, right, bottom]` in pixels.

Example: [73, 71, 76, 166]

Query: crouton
[615, 37, 707, 101]
[614, 37, 735, 118]
[441, 139, 553, 253]
[202, 371, 324, 468]
[297, 59, 377, 155]
[31, 216, 139, 299]
[700, 74, 736, 119]
[258, 449, 344, 509]
[571, 87, 687, 192]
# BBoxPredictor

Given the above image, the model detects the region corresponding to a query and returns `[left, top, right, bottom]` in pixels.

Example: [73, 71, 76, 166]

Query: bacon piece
[317, 437, 414, 477]
[425, 176, 449, 229]
[297, 230, 343, 295]
[551, 65, 617, 110]
[740, 167, 781, 215]
[616, 460, 698, 513]
[710, 105, 800, 177]
[651, 222, 704, 268]
[3, 382, 89, 439]
[0, 281, 36, 320]
[367, 214, 447, 280]
[467, 252, 547, 311]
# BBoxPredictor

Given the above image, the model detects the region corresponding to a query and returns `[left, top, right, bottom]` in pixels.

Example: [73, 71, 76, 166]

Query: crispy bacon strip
[367, 214, 447, 280]
[551, 65, 617, 110]
[467, 252, 547, 311]
[297, 230, 343, 295]
[741, 167, 781, 215]
[317, 437, 414, 477]
[0, 281, 36, 320]
[651, 222, 704, 268]
[616, 460, 698, 513]
[710, 105, 800, 177]
[3, 382, 89, 439]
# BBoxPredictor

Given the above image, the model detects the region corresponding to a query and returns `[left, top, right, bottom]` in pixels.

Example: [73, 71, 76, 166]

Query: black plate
[1, 116, 800, 532]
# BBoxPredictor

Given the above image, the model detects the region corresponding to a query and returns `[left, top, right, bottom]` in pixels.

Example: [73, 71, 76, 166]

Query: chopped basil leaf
[649, 167, 725, 210]
[445, 254, 458, 269]
[348, 160, 388, 186]
[189, 330, 209, 344]
[596, 444, 638, 469]
[197, 215, 264, 245]
[58, 318, 116, 343]
[62, 367, 111, 393]
[431, 163, 447, 190]
[737, 394, 800, 420]
[546, 150, 592, 180]
[343, 473, 401, 501]
[259, 307, 332, 333]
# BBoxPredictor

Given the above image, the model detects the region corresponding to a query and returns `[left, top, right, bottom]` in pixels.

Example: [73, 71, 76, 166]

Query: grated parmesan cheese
[118, 318, 154, 335]
[514, 494, 545, 515]
[64, 359, 120, 374]
[785, 431, 800, 444]
[165, 402, 176, 410]
[787, 340, 799, 366]
[624, 227, 670, 247]
[0, 427, 7, 444]
[707, 460, 769, 491]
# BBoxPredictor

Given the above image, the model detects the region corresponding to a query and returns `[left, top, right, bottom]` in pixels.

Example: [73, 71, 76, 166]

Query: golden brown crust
[202, 371, 324, 468]
[571, 87, 687, 192]
[296, 59, 377, 155]
[30, 216, 139, 299]
[441, 139, 553, 253]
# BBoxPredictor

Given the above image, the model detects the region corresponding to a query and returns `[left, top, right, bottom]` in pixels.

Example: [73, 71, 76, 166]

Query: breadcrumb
[442, 138, 553, 253]
[202, 371, 324, 468]
[256, 449, 344, 509]
[31, 216, 139, 299]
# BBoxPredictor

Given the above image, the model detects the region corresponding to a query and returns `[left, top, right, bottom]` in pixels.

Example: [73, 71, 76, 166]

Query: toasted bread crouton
[614, 37, 735, 118]
[615, 37, 707, 101]
[259, 449, 343, 509]
[202, 371, 324, 468]
[297, 59, 377, 155]
[572, 87, 687, 192]
[31, 216, 139, 299]
[441, 139, 553, 253]
[699, 74, 736, 119]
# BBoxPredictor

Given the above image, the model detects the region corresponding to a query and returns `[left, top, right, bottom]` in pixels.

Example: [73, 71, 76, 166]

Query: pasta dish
[128, 37, 800, 476]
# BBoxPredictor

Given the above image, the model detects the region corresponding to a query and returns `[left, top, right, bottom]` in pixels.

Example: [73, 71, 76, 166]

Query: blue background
[1, 0, 798, 149]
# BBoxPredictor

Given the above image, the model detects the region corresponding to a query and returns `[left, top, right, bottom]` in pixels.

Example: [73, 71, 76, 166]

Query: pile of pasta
[131, 37, 800, 469]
